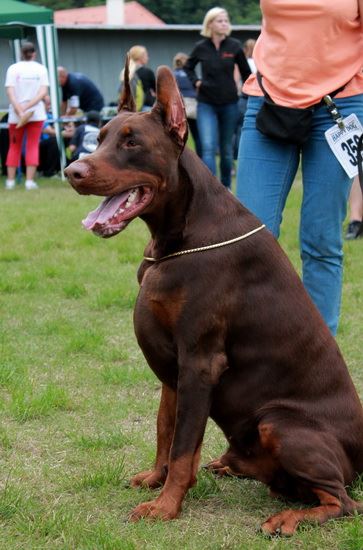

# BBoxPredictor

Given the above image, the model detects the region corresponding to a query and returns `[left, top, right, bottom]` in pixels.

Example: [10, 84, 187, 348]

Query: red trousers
[6, 121, 43, 167]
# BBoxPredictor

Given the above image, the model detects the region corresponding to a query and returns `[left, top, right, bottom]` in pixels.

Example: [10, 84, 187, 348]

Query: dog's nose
[65, 161, 91, 183]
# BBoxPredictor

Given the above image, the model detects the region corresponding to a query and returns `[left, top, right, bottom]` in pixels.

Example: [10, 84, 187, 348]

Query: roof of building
[54, 1, 165, 26]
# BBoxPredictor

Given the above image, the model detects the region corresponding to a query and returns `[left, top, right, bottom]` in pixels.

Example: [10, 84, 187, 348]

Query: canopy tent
[0, 0, 66, 172]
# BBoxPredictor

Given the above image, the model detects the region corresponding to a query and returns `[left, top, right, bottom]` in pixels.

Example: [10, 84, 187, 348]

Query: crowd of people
[2, 3, 363, 336]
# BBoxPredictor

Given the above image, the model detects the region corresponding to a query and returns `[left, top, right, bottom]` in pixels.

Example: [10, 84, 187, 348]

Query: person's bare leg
[5, 166, 16, 189]
[25, 165, 38, 189]
[349, 176, 363, 221]
[345, 176, 363, 239]
[26, 165, 37, 181]
[7, 166, 16, 180]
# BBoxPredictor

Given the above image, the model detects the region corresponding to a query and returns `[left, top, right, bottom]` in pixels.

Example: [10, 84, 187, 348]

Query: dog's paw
[203, 458, 233, 477]
[129, 498, 180, 522]
[260, 510, 299, 537]
[130, 469, 166, 489]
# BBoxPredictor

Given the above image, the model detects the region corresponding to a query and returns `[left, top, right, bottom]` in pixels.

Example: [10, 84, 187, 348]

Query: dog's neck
[141, 148, 247, 262]
[141, 153, 193, 259]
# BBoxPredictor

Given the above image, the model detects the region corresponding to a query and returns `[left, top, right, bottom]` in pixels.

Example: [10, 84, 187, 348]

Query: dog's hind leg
[205, 455, 233, 476]
[205, 448, 278, 481]
[258, 422, 363, 535]
[131, 383, 176, 489]
[261, 488, 362, 536]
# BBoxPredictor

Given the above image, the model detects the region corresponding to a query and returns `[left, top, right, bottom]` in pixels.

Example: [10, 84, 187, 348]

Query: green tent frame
[0, 0, 66, 173]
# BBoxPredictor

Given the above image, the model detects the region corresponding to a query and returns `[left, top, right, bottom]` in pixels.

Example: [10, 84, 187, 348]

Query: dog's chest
[139, 269, 187, 330]
[145, 288, 186, 329]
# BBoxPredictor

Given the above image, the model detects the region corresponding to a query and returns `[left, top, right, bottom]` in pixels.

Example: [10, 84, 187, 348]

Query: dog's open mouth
[82, 185, 153, 238]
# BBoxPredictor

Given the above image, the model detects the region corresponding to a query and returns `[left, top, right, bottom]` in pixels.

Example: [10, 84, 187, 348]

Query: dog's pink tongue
[82, 192, 129, 230]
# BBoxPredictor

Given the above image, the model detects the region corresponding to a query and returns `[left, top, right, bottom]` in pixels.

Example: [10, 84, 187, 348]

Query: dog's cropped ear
[152, 66, 188, 149]
[118, 53, 136, 113]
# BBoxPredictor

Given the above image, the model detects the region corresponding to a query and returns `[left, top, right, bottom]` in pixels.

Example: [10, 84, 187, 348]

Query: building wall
[0, 26, 260, 110]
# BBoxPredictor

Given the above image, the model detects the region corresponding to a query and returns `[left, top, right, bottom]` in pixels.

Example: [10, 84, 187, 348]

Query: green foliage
[75, 431, 130, 450]
[0, 176, 362, 548]
[0, 485, 25, 521]
[24, 0, 75, 9]
[100, 364, 155, 386]
[139, 0, 261, 24]
[10, 383, 71, 422]
[236, 0, 262, 24]
[188, 469, 221, 500]
[0, 428, 12, 449]
[24, 0, 262, 24]
[24, 0, 121, 9]
[73, 459, 126, 490]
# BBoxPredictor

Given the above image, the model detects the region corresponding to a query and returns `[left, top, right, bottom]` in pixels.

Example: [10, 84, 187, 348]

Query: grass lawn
[0, 174, 362, 550]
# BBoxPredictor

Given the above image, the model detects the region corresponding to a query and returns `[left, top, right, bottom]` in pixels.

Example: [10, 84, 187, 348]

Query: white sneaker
[25, 180, 39, 190]
[5, 180, 15, 190]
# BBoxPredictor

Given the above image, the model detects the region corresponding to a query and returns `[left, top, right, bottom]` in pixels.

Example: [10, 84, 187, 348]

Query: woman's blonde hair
[128, 45, 147, 63]
[201, 7, 231, 38]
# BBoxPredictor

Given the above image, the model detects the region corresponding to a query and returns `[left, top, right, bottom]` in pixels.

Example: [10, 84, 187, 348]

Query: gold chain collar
[144, 224, 266, 263]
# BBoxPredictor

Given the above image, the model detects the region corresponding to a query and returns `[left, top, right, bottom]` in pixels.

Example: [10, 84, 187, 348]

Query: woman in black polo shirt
[184, 7, 251, 189]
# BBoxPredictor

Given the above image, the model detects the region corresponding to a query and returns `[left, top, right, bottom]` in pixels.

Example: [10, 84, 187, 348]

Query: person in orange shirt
[236, 0, 363, 336]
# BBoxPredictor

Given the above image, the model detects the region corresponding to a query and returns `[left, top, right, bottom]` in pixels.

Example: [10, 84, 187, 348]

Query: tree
[236, 0, 262, 24]
[138, 0, 261, 24]
[23, 0, 262, 24]
[24, 0, 102, 9]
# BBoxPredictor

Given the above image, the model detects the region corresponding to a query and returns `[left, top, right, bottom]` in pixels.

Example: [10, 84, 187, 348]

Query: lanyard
[323, 95, 345, 129]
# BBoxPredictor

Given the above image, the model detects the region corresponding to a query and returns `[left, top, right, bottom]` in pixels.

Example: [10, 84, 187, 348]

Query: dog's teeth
[110, 207, 124, 221]
[125, 189, 138, 209]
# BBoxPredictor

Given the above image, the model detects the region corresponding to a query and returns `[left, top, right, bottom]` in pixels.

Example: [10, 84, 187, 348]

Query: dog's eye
[126, 139, 137, 147]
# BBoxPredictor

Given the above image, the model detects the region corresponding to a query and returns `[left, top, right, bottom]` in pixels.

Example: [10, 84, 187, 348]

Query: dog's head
[65, 54, 188, 238]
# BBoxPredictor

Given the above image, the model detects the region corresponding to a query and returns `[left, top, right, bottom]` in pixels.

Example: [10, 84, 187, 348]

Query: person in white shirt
[4, 41, 49, 190]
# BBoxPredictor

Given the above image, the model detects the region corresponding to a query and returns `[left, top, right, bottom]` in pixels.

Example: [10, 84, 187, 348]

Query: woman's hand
[15, 104, 25, 117]
[23, 86, 48, 111]
[21, 100, 31, 113]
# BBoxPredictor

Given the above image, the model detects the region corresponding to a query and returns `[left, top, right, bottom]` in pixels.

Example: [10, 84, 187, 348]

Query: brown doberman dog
[65, 59, 363, 535]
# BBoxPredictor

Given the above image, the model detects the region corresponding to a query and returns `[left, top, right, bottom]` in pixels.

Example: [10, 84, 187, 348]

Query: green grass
[0, 175, 362, 549]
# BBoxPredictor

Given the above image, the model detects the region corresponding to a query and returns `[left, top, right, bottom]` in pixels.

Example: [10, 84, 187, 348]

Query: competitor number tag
[325, 113, 363, 178]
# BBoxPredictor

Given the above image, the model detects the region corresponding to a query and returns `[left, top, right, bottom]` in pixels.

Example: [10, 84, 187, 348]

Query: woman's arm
[184, 46, 201, 88]
[235, 48, 252, 83]
[6, 86, 24, 116]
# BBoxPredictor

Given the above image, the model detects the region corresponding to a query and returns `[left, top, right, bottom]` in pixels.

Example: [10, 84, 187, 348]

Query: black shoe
[345, 220, 362, 240]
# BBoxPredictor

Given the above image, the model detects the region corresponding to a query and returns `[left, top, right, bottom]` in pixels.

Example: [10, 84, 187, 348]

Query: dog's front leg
[130, 352, 226, 521]
[131, 383, 176, 489]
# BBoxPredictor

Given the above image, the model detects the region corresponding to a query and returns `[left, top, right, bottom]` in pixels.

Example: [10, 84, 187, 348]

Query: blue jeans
[237, 94, 363, 335]
[197, 101, 239, 188]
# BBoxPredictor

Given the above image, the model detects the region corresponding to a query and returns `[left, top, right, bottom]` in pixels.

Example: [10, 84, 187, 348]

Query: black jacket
[136, 66, 156, 107]
[184, 37, 251, 105]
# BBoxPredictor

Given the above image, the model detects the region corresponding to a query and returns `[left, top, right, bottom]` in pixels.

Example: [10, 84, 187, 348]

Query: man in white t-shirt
[4, 42, 49, 190]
